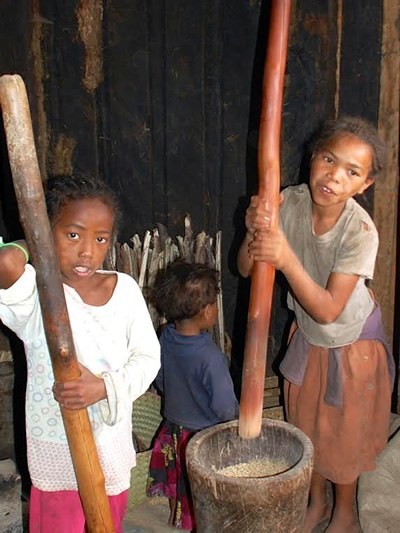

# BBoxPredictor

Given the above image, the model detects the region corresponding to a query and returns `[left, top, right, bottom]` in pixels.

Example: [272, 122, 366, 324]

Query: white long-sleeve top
[0, 265, 160, 494]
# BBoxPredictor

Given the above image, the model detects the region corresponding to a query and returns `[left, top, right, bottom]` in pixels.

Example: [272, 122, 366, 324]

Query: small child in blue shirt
[146, 260, 238, 531]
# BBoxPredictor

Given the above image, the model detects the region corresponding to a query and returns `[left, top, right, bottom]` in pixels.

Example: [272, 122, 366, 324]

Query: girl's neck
[311, 202, 346, 235]
[65, 271, 117, 306]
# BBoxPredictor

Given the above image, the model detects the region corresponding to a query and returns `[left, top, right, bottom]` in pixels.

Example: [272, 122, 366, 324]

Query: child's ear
[203, 304, 211, 319]
[196, 306, 207, 320]
[203, 303, 217, 324]
[366, 176, 375, 189]
[360, 176, 375, 194]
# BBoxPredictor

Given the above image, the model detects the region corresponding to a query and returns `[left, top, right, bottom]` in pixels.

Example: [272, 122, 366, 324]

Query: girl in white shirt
[0, 175, 160, 533]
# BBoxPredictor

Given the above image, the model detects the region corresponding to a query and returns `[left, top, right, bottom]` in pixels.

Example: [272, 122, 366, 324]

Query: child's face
[309, 133, 374, 210]
[51, 197, 114, 288]
[204, 301, 218, 329]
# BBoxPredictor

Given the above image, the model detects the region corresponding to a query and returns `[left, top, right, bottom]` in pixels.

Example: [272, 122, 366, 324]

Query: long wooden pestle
[239, 0, 292, 439]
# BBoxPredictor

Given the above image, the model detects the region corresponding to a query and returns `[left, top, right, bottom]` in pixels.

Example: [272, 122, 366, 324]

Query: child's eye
[96, 237, 108, 244]
[323, 156, 334, 164]
[67, 232, 79, 240]
[349, 169, 359, 177]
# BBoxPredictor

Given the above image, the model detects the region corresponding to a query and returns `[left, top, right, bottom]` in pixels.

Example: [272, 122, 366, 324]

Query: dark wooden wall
[0, 0, 398, 382]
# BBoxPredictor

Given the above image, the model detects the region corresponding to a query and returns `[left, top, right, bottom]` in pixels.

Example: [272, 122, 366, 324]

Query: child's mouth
[73, 266, 92, 277]
[320, 185, 334, 195]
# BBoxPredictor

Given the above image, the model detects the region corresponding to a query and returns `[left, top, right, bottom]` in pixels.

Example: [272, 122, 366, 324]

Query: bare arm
[250, 224, 359, 324]
[237, 195, 359, 324]
[279, 243, 359, 323]
[0, 240, 29, 288]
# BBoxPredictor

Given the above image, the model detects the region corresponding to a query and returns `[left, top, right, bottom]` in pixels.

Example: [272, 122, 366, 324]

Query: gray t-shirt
[281, 184, 378, 348]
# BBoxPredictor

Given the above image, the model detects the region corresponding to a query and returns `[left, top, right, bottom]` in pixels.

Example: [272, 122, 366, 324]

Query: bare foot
[168, 498, 177, 527]
[302, 502, 331, 532]
[325, 514, 359, 533]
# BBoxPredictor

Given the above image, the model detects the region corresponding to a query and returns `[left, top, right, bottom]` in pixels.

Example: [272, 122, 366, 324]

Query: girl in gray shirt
[238, 116, 394, 533]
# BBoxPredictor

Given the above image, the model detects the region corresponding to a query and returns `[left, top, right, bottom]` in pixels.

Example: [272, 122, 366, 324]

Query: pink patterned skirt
[147, 419, 196, 531]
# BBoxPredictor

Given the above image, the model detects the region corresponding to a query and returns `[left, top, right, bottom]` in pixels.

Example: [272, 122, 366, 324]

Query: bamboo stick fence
[104, 215, 228, 357]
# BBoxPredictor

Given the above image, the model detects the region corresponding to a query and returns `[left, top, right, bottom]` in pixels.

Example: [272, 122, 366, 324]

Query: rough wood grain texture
[76, 0, 103, 93]
[373, 0, 399, 349]
[339, 1, 382, 123]
[0, 74, 114, 532]
[31, 0, 48, 181]
[263, 405, 284, 421]
[263, 373, 281, 408]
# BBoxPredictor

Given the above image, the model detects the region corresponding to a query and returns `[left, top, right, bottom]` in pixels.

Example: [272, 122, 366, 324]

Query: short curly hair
[45, 174, 122, 236]
[310, 116, 386, 179]
[151, 260, 219, 321]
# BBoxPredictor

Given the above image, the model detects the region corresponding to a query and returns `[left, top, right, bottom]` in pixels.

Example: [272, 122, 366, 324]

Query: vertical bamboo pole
[239, 0, 291, 439]
[0, 74, 114, 532]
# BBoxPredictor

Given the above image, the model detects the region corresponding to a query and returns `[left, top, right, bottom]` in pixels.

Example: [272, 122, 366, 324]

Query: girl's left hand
[52, 363, 107, 410]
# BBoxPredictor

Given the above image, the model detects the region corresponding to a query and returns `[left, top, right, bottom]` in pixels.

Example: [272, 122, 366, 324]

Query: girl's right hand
[245, 194, 284, 235]
[237, 193, 284, 277]
[245, 194, 291, 270]
[245, 196, 271, 235]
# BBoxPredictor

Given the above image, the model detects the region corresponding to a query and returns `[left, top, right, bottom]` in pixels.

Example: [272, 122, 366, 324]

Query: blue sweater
[155, 323, 239, 430]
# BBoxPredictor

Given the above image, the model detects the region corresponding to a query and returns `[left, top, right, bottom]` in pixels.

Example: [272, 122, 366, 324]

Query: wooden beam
[373, 0, 400, 347]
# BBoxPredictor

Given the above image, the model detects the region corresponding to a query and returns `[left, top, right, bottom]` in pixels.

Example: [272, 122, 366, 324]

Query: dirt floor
[123, 496, 188, 533]
[20, 489, 358, 532]
[122, 492, 347, 533]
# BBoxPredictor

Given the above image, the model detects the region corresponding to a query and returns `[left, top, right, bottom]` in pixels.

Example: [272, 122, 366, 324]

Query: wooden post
[374, 0, 399, 347]
[0, 74, 114, 532]
[239, 0, 291, 439]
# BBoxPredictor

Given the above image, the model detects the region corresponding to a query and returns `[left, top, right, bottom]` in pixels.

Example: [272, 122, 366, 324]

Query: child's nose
[79, 241, 94, 257]
[328, 167, 341, 184]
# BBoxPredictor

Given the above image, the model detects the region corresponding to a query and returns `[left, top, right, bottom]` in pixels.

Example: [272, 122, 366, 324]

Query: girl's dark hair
[151, 260, 219, 321]
[45, 175, 122, 234]
[310, 116, 386, 179]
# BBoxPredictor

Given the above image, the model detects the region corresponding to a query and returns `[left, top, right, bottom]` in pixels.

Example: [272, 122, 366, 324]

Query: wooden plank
[147, 0, 168, 227]
[263, 376, 281, 409]
[264, 376, 279, 389]
[263, 389, 281, 407]
[202, 0, 223, 236]
[373, 0, 399, 351]
[263, 396, 281, 409]
[281, 0, 338, 186]
[263, 387, 280, 398]
[262, 406, 284, 421]
[164, 1, 206, 234]
[335, 0, 382, 257]
[103, 0, 153, 243]
[339, 0, 382, 122]
[37, 1, 100, 177]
